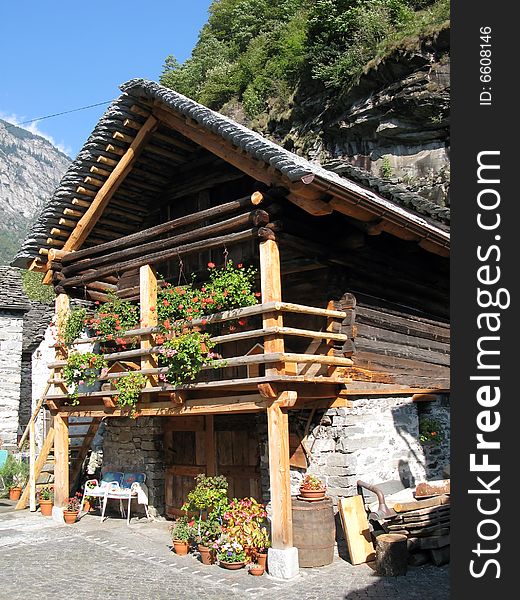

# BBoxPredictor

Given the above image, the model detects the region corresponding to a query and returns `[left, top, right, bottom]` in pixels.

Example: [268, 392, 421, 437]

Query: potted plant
[90, 294, 140, 350]
[158, 331, 217, 386]
[197, 518, 222, 565]
[419, 417, 445, 444]
[38, 485, 54, 516]
[62, 307, 89, 345]
[113, 371, 148, 417]
[63, 351, 108, 404]
[299, 474, 327, 500]
[181, 474, 229, 565]
[248, 562, 265, 576]
[9, 462, 29, 501]
[63, 493, 82, 524]
[169, 516, 194, 555]
[223, 497, 268, 563]
[214, 535, 247, 569]
[250, 524, 270, 569]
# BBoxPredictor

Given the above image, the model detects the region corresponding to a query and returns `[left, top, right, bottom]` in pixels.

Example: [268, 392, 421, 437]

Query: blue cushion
[122, 472, 145, 489]
[101, 471, 124, 486]
[0, 450, 8, 470]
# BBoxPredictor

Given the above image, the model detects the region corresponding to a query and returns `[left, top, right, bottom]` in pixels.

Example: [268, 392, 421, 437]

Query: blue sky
[0, 1, 212, 158]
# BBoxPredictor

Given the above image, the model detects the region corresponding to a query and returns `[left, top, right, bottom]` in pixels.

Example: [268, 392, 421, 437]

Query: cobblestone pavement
[0, 508, 450, 600]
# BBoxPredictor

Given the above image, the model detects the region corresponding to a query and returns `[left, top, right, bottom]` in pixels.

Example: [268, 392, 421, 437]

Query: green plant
[213, 535, 247, 563]
[90, 293, 139, 342]
[62, 307, 88, 345]
[419, 417, 445, 444]
[158, 331, 217, 386]
[182, 474, 229, 516]
[198, 518, 224, 547]
[169, 515, 195, 542]
[157, 280, 209, 330]
[113, 371, 148, 416]
[205, 260, 258, 312]
[0, 455, 29, 492]
[66, 493, 82, 512]
[38, 486, 54, 501]
[300, 473, 326, 491]
[21, 269, 55, 303]
[63, 352, 108, 404]
[223, 498, 269, 559]
[380, 156, 393, 178]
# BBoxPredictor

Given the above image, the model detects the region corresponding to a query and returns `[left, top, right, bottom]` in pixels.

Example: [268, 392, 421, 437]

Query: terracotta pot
[249, 566, 265, 576]
[39, 499, 53, 517]
[83, 499, 92, 512]
[255, 552, 268, 569]
[219, 561, 245, 570]
[299, 488, 326, 500]
[198, 544, 215, 565]
[63, 510, 78, 524]
[9, 487, 22, 501]
[173, 540, 189, 556]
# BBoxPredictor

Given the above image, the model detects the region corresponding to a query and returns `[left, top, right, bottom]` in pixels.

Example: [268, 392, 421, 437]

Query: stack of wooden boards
[379, 493, 450, 566]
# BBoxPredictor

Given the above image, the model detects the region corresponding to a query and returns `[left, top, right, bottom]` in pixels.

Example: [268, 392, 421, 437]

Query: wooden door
[164, 414, 261, 517]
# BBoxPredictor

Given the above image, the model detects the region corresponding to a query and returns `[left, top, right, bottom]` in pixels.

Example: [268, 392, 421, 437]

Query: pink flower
[208, 262, 216, 269]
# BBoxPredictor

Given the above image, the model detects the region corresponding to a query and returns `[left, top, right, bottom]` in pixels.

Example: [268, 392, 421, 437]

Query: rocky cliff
[224, 25, 450, 208]
[0, 119, 70, 265]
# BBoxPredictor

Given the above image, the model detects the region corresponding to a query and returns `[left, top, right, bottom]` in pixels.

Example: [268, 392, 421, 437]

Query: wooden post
[54, 293, 70, 395]
[267, 398, 293, 549]
[259, 239, 286, 376]
[29, 419, 36, 511]
[53, 414, 69, 508]
[205, 415, 216, 477]
[140, 265, 158, 398]
[16, 425, 55, 510]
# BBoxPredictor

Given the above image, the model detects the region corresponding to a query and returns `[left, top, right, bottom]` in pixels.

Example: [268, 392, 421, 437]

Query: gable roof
[12, 78, 449, 268]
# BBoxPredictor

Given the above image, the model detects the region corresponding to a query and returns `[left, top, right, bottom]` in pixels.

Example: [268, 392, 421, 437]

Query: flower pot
[219, 561, 245, 570]
[255, 552, 268, 569]
[39, 499, 53, 517]
[83, 499, 92, 512]
[173, 540, 189, 556]
[9, 487, 22, 501]
[249, 566, 265, 576]
[198, 544, 215, 565]
[299, 488, 327, 501]
[63, 510, 78, 524]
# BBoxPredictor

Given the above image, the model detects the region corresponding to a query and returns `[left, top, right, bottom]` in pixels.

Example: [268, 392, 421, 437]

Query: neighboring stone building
[0, 267, 30, 450]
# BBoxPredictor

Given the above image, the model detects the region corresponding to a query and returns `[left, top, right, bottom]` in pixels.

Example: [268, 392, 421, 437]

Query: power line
[1, 100, 112, 130]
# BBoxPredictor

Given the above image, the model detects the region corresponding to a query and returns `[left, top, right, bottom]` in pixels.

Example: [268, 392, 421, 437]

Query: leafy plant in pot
[223, 497, 269, 563]
[214, 535, 247, 569]
[248, 562, 265, 576]
[38, 485, 54, 516]
[1, 455, 29, 501]
[299, 474, 327, 500]
[168, 516, 194, 555]
[63, 493, 82, 524]
[63, 352, 108, 404]
[181, 474, 229, 565]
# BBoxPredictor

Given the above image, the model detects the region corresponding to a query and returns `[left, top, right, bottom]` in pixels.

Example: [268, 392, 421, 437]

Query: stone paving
[0, 506, 450, 600]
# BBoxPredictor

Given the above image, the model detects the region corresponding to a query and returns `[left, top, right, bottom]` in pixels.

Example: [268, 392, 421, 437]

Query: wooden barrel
[292, 497, 335, 567]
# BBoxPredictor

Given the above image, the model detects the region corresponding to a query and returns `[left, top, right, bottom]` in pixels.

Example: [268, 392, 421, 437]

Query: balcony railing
[45, 301, 352, 407]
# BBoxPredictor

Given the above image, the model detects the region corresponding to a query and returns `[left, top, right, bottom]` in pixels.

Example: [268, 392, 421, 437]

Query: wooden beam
[53, 414, 69, 508]
[15, 425, 55, 510]
[260, 239, 286, 376]
[140, 265, 158, 393]
[63, 115, 157, 252]
[29, 419, 36, 511]
[267, 398, 293, 548]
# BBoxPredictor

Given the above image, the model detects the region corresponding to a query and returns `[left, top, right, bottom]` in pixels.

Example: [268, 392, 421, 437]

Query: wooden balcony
[44, 299, 354, 418]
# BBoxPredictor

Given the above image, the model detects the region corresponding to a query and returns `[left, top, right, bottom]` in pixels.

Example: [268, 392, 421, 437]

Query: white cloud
[0, 111, 72, 157]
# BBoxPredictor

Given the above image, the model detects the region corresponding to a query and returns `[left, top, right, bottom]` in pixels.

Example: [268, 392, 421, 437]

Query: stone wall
[102, 417, 166, 517]
[260, 394, 450, 509]
[0, 310, 24, 449]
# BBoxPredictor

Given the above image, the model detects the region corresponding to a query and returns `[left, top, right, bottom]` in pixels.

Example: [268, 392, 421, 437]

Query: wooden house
[12, 79, 449, 574]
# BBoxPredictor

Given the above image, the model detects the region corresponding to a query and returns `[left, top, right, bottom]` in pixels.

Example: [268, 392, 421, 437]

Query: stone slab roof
[0, 267, 30, 312]
[12, 78, 449, 268]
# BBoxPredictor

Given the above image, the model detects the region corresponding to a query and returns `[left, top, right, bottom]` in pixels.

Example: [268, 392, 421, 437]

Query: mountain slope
[0, 119, 70, 265]
[160, 0, 449, 205]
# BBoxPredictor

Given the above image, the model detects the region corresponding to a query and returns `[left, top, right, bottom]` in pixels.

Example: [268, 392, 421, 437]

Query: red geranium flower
[208, 262, 216, 268]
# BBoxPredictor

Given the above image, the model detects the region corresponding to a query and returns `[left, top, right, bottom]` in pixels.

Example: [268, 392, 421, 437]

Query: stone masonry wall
[0, 310, 24, 449]
[260, 394, 450, 509]
[102, 417, 166, 517]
